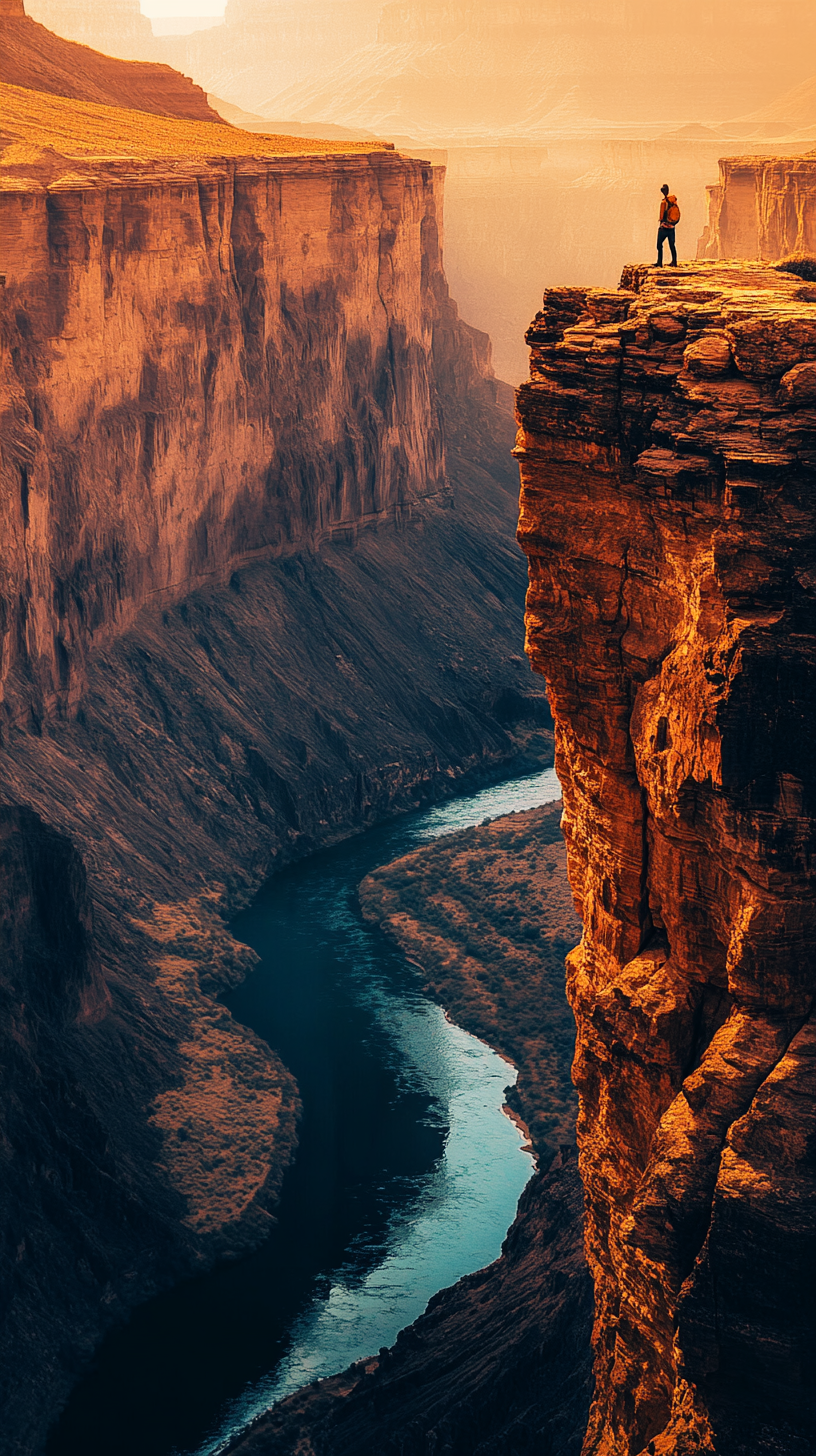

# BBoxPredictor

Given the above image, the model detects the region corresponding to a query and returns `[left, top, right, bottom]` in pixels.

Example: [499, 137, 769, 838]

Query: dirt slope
[0, 7, 222, 122]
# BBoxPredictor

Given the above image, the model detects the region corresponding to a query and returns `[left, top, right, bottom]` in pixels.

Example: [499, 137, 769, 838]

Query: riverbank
[224, 1150, 592, 1456]
[359, 799, 580, 1160]
[47, 774, 559, 1456]
[224, 799, 594, 1455]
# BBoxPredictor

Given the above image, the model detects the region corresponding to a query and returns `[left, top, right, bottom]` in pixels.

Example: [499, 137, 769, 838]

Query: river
[47, 766, 561, 1456]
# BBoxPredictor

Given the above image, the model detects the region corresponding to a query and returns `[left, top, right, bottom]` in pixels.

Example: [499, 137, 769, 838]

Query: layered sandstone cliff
[0, 97, 440, 727]
[698, 151, 816, 261]
[516, 261, 816, 1454]
[0, 89, 542, 1455]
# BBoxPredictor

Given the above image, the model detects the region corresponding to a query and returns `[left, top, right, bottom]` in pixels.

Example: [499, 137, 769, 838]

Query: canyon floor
[0, 397, 554, 1456]
[226, 802, 595, 1456]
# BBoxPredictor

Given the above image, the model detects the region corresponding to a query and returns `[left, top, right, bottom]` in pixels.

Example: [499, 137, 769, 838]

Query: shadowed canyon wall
[516, 260, 816, 1455]
[0, 95, 548, 1452]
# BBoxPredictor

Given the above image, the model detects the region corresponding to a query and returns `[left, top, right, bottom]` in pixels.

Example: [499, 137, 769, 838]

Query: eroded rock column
[516, 261, 816, 1455]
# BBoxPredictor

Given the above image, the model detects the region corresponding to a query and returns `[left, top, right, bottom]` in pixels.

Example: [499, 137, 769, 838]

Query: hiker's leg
[669, 228, 678, 265]
[656, 227, 665, 264]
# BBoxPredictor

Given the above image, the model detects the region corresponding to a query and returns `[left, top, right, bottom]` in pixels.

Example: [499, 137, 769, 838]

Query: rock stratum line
[516, 260, 816, 1455]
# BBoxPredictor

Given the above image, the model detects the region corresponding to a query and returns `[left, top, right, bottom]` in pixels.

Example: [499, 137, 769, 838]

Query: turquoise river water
[48, 766, 561, 1456]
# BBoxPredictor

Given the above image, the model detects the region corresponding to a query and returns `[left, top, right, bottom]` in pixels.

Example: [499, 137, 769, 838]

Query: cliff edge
[516, 261, 816, 1455]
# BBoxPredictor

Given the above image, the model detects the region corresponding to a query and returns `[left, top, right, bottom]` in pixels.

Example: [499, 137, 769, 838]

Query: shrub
[773, 255, 816, 282]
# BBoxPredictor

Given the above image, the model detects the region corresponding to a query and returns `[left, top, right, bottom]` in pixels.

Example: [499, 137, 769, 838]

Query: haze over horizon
[16, 0, 816, 375]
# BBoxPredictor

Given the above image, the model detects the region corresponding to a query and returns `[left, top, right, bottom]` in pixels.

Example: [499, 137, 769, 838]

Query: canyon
[3, 6, 816, 1455]
[251, 262, 816, 1456]
[222, 800, 594, 1456]
[0, 52, 546, 1456]
[85, 0, 816, 139]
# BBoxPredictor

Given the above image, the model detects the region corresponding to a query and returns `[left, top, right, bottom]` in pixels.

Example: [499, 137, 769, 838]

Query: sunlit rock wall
[0, 149, 471, 728]
[698, 152, 816, 261]
[516, 260, 816, 1455]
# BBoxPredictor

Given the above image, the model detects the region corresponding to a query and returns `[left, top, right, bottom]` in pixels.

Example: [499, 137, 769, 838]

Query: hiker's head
[661, 184, 670, 195]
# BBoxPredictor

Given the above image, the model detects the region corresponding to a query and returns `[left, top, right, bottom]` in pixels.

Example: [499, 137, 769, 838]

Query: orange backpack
[665, 197, 681, 226]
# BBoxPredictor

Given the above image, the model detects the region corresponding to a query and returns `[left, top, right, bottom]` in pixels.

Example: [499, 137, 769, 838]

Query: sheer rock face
[0, 149, 472, 729]
[698, 152, 816, 261]
[0, 137, 536, 1454]
[516, 261, 816, 1455]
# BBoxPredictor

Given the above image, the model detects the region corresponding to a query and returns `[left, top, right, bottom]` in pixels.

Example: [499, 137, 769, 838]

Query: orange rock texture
[0, 5, 221, 121]
[516, 261, 816, 1455]
[0, 104, 461, 731]
[698, 152, 816, 261]
[0, 80, 539, 1454]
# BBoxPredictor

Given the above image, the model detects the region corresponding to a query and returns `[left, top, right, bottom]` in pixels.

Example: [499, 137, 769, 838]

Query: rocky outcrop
[0, 92, 544, 1454]
[516, 261, 816, 1455]
[0, 5, 221, 120]
[698, 152, 816, 261]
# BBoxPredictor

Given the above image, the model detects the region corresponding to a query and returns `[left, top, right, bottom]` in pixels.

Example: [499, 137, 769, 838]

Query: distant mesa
[141, 0, 816, 143]
[0, 0, 224, 121]
[152, 16, 225, 37]
[24, 0, 156, 61]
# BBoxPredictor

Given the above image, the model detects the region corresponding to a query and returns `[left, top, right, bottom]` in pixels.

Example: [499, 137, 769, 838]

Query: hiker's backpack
[665, 198, 681, 226]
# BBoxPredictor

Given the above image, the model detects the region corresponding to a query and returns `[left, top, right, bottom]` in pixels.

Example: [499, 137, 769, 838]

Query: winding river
[48, 766, 561, 1456]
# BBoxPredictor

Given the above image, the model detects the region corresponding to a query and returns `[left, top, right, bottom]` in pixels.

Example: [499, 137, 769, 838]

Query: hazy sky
[140, 1, 225, 16]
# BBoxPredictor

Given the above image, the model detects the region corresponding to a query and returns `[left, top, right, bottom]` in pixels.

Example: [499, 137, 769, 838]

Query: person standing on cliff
[656, 183, 680, 266]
